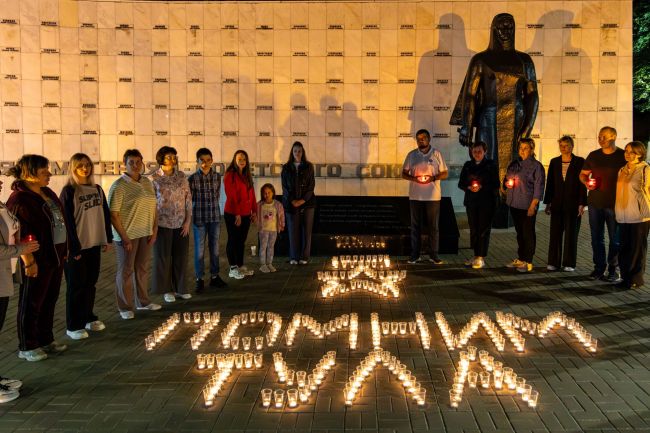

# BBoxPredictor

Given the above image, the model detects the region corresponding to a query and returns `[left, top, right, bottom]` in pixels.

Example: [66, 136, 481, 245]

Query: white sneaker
[66, 329, 89, 340]
[239, 266, 254, 276]
[176, 293, 192, 300]
[229, 267, 245, 279]
[562, 266, 575, 272]
[507, 259, 525, 268]
[517, 262, 533, 273]
[547, 265, 558, 271]
[267, 264, 276, 272]
[0, 377, 22, 390]
[120, 310, 135, 320]
[136, 303, 161, 311]
[260, 264, 270, 273]
[289, 260, 298, 265]
[18, 348, 47, 362]
[85, 321, 106, 332]
[472, 257, 485, 269]
[299, 260, 308, 265]
[163, 293, 176, 303]
[0, 386, 19, 403]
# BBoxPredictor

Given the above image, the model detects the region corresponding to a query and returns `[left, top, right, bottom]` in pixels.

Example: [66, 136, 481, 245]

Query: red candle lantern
[470, 180, 480, 189]
[419, 175, 429, 183]
[24, 234, 35, 242]
[506, 178, 515, 189]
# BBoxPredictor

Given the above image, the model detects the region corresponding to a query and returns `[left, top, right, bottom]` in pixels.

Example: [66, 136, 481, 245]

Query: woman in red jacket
[224, 150, 257, 279]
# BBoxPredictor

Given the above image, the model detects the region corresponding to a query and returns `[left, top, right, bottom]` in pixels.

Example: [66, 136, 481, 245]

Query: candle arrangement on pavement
[144, 313, 181, 351]
[435, 312, 506, 351]
[449, 348, 539, 408]
[317, 255, 405, 299]
[343, 349, 426, 406]
[220, 311, 282, 350]
[190, 312, 221, 350]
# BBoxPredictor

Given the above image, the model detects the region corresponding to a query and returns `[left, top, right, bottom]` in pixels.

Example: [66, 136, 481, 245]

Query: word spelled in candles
[220, 311, 282, 350]
[190, 312, 221, 350]
[435, 312, 506, 351]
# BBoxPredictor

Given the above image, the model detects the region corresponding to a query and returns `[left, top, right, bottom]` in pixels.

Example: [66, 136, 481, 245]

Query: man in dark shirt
[579, 126, 627, 282]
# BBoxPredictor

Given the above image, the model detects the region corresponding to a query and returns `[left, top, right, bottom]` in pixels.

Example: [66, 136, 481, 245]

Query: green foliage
[634, 1, 650, 112]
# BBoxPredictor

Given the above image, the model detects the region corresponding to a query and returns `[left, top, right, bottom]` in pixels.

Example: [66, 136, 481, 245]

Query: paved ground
[0, 212, 649, 433]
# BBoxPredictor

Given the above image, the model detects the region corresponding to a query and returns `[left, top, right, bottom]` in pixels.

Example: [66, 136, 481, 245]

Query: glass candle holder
[249, 311, 257, 323]
[416, 388, 426, 406]
[206, 353, 216, 369]
[449, 389, 460, 408]
[240, 312, 248, 324]
[299, 385, 310, 402]
[287, 388, 298, 408]
[286, 369, 295, 386]
[196, 353, 206, 369]
[468, 371, 478, 388]
[480, 371, 490, 388]
[242, 337, 251, 351]
[399, 322, 407, 335]
[244, 352, 253, 369]
[296, 371, 307, 387]
[203, 387, 214, 407]
[193, 312, 201, 323]
[261, 388, 272, 407]
[408, 322, 417, 334]
[231, 336, 240, 350]
[528, 390, 539, 407]
[391, 322, 399, 334]
[183, 312, 191, 324]
[235, 353, 244, 369]
[273, 389, 285, 408]
[522, 384, 532, 401]
[255, 336, 264, 350]
[516, 377, 526, 394]
[257, 311, 265, 322]
[254, 352, 263, 368]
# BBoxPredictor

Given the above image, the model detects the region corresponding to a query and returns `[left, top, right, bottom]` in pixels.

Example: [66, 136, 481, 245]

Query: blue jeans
[192, 221, 220, 280]
[588, 207, 619, 274]
[286, 208, 314, 261]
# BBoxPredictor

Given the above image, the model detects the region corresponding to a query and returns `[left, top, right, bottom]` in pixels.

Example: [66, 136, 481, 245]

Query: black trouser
[286, 207, 315, 261]
[224, 213, 251, 267]
[152, 227, 190, 295]
[0, 296, 8, 332]
[466, 203, 495, 257]
[18, 244, 65, 351]
[619, 221, 650, 286]
[64, 246, 101, 331]
[548, 209, 581, 268]
[510, 207, 537, 263]
[409, 200, 440, 260]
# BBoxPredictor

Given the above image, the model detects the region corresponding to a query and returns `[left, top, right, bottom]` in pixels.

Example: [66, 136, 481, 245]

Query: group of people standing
[404, 127, 650, 292]
[0, 142, 315, 403]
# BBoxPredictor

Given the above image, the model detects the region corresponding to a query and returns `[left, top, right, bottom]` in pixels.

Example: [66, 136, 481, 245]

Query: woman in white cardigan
[614, 141, 650, 289]
[0, 179, 39, 403]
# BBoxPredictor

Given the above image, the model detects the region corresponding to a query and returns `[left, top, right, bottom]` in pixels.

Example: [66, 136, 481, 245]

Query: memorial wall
[0, 0, 633, 205]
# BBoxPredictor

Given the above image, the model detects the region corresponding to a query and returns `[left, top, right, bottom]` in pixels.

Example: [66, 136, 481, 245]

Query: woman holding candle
[504, 138, 546, 273]
[59, 153, 113, 340]
[0, 179, 39, 400]
[614, 141, 650, 289]
[151, 146, 192, 303]
[543, 136, 587, 272]
[224, 150, 257, 279]
[6, 154, 69, 361]
[457, 141, 500, 269]
[281, 141, 316, 265]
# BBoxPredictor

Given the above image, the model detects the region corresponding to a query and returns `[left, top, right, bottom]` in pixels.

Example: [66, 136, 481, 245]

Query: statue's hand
[458, 127, 470, 147]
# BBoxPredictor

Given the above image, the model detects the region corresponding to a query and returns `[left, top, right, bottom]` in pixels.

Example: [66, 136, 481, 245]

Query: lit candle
[506, 178, 515, 189]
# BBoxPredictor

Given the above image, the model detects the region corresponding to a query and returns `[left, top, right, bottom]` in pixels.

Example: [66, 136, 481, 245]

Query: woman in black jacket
[457, 142, 500, 269]
[458, 141, 499, 269]
[543, 136, 587, 272]
[6, 155, 69, 361]
[281, 142, 316, 265]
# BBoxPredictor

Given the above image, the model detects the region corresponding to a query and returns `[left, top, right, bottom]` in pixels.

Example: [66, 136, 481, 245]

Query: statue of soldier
[450, 13, 539, 190]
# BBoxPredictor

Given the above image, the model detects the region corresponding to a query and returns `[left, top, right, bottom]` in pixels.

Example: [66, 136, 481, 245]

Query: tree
[634, 0, 650, 113]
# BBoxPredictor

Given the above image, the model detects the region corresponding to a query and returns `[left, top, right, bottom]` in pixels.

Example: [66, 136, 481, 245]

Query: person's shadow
[525, 9, 596, 163]
[275, 92, 309, 164]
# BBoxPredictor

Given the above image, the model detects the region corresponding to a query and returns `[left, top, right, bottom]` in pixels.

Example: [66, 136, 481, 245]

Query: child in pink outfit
[256, 184, 285, 273]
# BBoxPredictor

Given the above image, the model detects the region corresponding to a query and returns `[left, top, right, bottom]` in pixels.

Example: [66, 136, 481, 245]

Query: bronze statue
[450, 13, 539, 187]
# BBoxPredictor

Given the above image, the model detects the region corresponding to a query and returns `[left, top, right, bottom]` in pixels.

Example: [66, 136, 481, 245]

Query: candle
[506, 178, 515, 188]
[587, 177, 598, 189]
[273, 389, 285, 408]
[287, 389, 298, 408]
[470, 179, 480, 189]
[261, 388, 272, 407]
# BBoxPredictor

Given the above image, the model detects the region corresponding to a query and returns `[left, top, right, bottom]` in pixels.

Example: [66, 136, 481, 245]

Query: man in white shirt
[402, 129, 449, 264]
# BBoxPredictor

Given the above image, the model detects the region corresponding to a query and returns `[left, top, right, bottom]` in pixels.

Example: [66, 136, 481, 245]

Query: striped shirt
[108, 174, 157, 241]
[188, 168, 221, 224]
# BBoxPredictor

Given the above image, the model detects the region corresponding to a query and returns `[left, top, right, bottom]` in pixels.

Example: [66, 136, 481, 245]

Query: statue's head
[489, 13, 515, 51]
